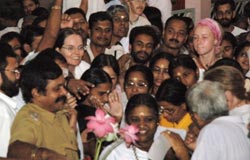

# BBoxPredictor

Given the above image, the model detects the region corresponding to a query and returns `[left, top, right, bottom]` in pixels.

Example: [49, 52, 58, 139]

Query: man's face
[131, 34, 154, 64]
[215, 3, 235, 28]
[70, 13, 89, 41]
[163, 19, 188, 51]
[23, 0, 39, 15]
[0, 57, 20, 97]
[112, 11, 129, 39]
[35, 75, 68, 113]
[89, 20, 112, 47]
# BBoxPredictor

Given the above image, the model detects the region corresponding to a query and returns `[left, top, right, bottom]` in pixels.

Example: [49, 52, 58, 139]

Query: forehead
[93, 82, 111, 91]
[6, 57, 18, 66]
[46, 76, 64, 89]
[194, 25, 213, 35]
[167, 19, 187, 31]
[134, 34, 153, 43]
[23, 0, 36, 5]
[113, 11, 128, 17]
[64, 34, 82, 43]
[128, 104, 155, 116]
[93, 20, 112, 28]
[127, 71, 145, 80]
[69, 13, 85, 20]
[154, 58, 169, 66]
[217, 3, 232, 11]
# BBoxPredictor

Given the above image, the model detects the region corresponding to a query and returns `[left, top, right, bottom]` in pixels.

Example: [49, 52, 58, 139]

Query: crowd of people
[0, 0, 250, 160]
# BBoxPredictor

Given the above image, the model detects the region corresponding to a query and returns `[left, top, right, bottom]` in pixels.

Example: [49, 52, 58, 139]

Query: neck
[90, 43, 106, 57]
[111, 36, 122, 46]
[223, 25, 234, 33]
[130, 13, 139, 24]
[162, 44, 180, 56]
[134, 140, 153, 152]
[199, 52, 217, 68]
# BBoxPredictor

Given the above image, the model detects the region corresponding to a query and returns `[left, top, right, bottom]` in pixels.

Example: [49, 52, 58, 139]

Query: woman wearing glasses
[156, 78, 192, 131]
[54, 28, 89, 79]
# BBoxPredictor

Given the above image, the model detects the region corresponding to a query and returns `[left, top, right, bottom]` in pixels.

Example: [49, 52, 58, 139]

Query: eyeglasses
[61, 45, 84, 52]
[130, 0, 148, 3]
[125, 81, 148, 89]
[3, 69, 20, 75]
[159, 106, 176, 115]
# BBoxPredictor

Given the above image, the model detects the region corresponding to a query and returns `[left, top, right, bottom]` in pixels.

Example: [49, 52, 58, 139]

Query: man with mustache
[213, 0, 246, 36]
[0, 43, 20, 157]
[118, 25, 159, 87]
[155, 16, 189, 57]
[8, 57, 79, 160]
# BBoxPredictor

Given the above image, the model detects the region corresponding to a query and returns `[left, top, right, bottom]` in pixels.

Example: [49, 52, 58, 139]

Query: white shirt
[129, 16, 151, 34]
[229, 104, 250, 128]
[191, 116, 250, 160]
[0, 92, 18, 157]
[231, 26, 247, 37]
[100, 140, 149, 160]
[63, 0, 106, 20]
[74, 60, 90, 79]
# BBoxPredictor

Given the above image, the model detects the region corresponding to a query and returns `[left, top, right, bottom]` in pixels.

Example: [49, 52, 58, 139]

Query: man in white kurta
[192, 116, 250, 160]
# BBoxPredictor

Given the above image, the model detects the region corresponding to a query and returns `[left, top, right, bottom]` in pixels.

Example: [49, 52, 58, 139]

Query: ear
[23, 43, 32, 53]
[0, 73, 2, 87]
[224, 90, 233, 110]
[181, 103, 187, 111]
[232, 11, 236, 19]
[129, 44, 132, 53]
[31, 88, 41, 98]
[88, 28, 91, 38]
[55, 47, 60, 52]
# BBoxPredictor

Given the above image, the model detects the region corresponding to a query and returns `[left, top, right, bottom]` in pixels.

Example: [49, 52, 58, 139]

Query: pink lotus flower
[85, 108, 116, 138]
[119, 125, 139, 145]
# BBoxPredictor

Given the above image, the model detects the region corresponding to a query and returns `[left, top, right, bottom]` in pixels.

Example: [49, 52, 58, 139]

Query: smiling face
[127, 104, 158, 150]
[152, 58, 170, 87]
[236, 46, 250, 73]
[58, 34, 84, 67]
[193, 25, 217, 56]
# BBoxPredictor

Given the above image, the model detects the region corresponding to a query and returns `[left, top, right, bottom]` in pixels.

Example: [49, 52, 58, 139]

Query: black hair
[169, 54, 197, 78]
[149, 52, 174, 70]
[91, 53, 120, 76]
[125, 93, 159, 124]
[88, 11, 113, 30]
[64, 7, 87, 21]
[222, 32, 238, 49]
[129, 25, 159, 49]
[124, 65, 154, 91]
[156, 78, 187, 106]
[164, 15, 188, 33]
[209, 57, 244, 74]
[20, 56, 62, 103]
[213, 0, 236, 12]
[20, 25, 44, 45]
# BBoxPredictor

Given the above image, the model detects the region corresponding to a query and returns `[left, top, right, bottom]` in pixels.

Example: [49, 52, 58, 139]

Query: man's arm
[36, 0, 63, 52]
[8, 141, 67, 160]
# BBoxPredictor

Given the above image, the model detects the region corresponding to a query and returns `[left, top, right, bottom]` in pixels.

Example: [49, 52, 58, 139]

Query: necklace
[132, 145, 139, 160]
